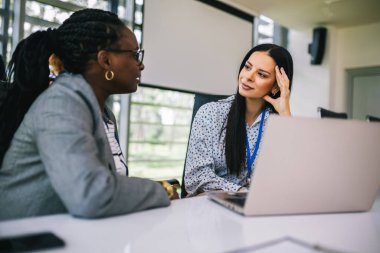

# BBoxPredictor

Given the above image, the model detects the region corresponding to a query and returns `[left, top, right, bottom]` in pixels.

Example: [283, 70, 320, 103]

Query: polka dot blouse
[184, 95, 271, 195]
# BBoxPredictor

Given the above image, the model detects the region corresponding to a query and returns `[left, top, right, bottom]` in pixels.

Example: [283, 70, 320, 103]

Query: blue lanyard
[245, 108, 266, 176]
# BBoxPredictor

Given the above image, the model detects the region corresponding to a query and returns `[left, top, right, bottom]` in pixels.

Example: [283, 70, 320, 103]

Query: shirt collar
[247, 107, 271, 127]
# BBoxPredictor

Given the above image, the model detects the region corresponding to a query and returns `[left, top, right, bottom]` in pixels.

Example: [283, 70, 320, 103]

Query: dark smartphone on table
[0, 232, 65, 253]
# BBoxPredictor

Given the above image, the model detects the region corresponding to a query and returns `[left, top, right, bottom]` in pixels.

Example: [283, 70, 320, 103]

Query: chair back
[366, 115, 380, 122]
[318, 107, 348, 119]
[181, 93, 229, 198]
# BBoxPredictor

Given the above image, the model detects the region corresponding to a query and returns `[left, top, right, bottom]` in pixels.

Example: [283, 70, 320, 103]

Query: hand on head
[263, 65, 291, 116]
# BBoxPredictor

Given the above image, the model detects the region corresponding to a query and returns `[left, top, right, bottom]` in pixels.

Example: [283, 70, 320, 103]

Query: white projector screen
[142, 0, 253, 95]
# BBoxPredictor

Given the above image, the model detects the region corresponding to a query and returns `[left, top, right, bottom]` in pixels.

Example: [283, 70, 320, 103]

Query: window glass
[128, 86, 194, 181]
[0, 0, 11, 63]
[134, 28, 142, 45]
[257, 15, 274, 44]
[3, 21, 12, 63]
[134, 10, 142, 25]
[117, 0, 134, 28]
[24, 22, 44, 37]
[60, 0, 107, 9]
[26, 1, 71, 24]
[24, 0, 109, 37]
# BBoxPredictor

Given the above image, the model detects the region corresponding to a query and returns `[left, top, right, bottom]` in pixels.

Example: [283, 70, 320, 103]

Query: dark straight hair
[225, 44, 293, 176]
[0, 9, 126, 165]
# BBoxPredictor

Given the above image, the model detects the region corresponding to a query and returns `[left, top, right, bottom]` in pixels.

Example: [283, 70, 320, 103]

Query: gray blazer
[0, 73, 170, 220]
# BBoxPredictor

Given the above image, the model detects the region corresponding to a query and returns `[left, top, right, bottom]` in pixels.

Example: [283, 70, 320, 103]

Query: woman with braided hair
[0, 9, 170, 220]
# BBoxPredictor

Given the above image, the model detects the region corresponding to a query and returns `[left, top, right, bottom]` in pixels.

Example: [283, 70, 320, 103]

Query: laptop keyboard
[225, 197, 246, 207]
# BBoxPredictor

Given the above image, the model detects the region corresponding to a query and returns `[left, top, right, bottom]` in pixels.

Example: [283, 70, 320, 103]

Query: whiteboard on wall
[142, 0, 253, 95]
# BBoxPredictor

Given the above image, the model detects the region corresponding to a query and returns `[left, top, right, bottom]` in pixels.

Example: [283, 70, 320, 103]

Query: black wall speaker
[308, 27, 327, 65]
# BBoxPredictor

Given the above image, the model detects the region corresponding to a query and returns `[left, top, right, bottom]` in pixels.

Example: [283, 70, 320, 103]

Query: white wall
[287, 29, 331, 117]
[332, 22, 380, 111]
[287, 21, 380, 117]
[142, 0, 252, 95]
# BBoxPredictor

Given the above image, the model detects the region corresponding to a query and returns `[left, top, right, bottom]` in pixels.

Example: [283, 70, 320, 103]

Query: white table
[1, 192, 380, 253]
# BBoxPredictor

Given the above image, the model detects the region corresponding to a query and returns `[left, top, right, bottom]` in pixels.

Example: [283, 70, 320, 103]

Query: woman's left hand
[263, 66, 291, 116]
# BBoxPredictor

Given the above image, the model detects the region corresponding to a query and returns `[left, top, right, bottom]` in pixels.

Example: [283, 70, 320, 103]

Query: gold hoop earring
[105, 70, 114, 81]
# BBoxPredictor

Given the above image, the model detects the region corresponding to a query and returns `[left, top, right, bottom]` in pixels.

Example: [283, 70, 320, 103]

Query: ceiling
[220, 0, 380, 31]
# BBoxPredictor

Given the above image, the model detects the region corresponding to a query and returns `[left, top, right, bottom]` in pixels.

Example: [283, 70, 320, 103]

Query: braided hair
[0, 9, 126, 165]
[225, 44, 293, 176]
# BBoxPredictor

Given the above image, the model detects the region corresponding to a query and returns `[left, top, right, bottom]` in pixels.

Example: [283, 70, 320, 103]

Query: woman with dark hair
[0, 9, 170, 220]
[184, 44, 293, 196]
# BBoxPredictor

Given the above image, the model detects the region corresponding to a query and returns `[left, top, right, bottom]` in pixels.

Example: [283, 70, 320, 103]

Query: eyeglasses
[105, 48, 144, 65]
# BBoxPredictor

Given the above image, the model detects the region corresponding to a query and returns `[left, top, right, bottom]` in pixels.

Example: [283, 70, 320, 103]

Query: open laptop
[208, 116, 380, 216]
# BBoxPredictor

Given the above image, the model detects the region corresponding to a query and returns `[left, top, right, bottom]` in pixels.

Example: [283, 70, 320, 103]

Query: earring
[105, 70, 114, 81]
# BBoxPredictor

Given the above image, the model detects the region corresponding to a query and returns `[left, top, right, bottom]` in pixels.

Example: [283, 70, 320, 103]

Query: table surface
[1, 192, 380, 253]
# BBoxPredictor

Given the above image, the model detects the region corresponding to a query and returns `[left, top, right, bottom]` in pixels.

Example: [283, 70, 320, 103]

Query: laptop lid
[208, 116, 380, 216]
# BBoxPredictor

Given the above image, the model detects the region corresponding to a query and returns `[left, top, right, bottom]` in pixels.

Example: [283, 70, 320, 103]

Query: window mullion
[12, 0, 26, 52]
